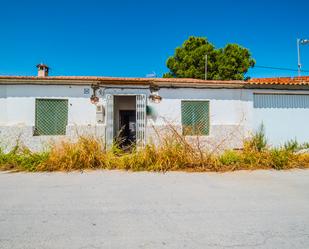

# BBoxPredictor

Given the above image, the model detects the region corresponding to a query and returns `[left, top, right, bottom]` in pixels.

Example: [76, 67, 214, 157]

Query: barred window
[181, 101, 209, 136]
[34, 99, 68, 136]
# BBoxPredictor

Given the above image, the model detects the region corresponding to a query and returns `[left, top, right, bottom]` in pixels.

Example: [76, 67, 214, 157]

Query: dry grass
[1, 126, 309, 172]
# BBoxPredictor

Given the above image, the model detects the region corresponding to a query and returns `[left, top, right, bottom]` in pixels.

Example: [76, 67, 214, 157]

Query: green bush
[283, 139, 299, 152]
[246, 124, 267, 152]
[0, 146, 49, 171]
[219, 150, 242, 165]
[270, 149, 291, 170]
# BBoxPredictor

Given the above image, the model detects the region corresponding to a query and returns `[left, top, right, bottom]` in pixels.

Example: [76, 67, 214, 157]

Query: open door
[136, 94, 146, 148]
[105, 94, 114, 149]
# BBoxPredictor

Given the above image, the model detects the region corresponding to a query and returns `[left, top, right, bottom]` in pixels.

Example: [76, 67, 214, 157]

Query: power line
[254, 65, 309, 73]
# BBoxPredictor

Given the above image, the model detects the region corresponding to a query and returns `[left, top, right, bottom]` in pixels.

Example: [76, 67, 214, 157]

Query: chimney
[36, 63, 49, 77]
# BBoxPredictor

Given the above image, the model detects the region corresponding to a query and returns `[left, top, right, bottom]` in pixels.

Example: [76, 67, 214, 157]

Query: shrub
[1, 132, 309, 172]
[245, 124, 267, 152]
[0, 146, 49, 171]
[301, 142, 309, 149]
[269, 149, 292, 170]
[38, 137, 107, 171]
[219, 150, 242, 166]
[283, 139, 299, 152]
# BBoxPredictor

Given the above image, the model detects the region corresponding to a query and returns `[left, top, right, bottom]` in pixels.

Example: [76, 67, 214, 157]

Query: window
[34, 99, 68, 136]
[181, 101, 209, 135]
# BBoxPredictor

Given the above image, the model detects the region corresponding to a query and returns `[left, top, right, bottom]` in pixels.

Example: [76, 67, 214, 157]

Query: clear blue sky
[1, 0, 309, 78]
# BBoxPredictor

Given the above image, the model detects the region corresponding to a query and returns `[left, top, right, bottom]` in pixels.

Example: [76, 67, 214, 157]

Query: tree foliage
[163, 36, 255, 80]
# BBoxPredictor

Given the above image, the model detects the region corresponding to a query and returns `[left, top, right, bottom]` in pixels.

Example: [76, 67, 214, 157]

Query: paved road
[0, 170, 309, 249]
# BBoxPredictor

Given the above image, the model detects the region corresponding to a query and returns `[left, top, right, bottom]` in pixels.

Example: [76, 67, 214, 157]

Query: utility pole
[297, 38, 309, 77]
[297, 39, 301, 77]
[205, 54, 208, 80]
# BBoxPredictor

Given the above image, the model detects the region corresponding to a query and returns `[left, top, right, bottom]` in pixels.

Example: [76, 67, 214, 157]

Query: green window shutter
[181, 101, 209, 135]
[35, 99, 68, 136]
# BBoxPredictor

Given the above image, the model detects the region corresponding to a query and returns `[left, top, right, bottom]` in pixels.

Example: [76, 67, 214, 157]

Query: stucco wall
[146, 88, 250, 126]
[2, 83, 308, 151]
[0, 85, 7, 125]
[145, 88, 250, 150]
[251, 89, 309, 146]
[4, 85, 96, 125]
[0, 84, 104, 151]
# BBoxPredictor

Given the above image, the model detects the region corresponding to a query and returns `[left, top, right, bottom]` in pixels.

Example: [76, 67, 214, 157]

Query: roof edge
[0, 76, 246, 88]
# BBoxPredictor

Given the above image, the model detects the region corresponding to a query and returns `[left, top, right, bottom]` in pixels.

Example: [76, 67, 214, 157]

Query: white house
[1, 64, 309, 151]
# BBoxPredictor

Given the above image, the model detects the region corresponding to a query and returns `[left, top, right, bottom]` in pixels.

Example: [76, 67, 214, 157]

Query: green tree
[163, 36, 255, 80]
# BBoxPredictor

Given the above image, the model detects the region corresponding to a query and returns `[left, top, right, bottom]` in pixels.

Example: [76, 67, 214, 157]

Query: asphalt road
[0, 170, 309, 249]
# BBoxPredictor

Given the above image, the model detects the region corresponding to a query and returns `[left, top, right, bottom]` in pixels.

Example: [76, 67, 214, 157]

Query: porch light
[90, 95, 99, 104]
[90, 84, 100, 104]
[149, 85, 162, 103]
[149, 93, 162, 103]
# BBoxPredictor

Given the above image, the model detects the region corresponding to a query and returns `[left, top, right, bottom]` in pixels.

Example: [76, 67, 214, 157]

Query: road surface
[0, 170, 309, 249]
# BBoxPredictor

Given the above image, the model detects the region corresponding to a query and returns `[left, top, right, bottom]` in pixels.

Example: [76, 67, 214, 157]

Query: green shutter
[35, 99, 68, 136]
[181, 101, 209, 135]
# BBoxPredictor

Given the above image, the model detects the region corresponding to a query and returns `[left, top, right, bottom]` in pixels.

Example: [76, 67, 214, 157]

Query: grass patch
[1, 130, 309, 172]
[0, 146, 49, 172]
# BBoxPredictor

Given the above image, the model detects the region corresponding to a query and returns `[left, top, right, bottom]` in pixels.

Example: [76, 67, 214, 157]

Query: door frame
[105, 94, 146, 149]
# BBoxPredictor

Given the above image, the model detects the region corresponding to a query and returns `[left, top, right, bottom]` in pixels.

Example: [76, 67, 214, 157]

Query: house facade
[1, 66, 309, 151]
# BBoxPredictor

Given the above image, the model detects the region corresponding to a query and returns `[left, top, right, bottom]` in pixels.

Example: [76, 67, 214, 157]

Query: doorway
[114, 96, 136, 149]
[105, 94, 146, 149]
[118, 110, 136, 148]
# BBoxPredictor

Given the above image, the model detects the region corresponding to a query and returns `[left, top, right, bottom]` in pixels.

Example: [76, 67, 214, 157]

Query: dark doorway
[119, 110, 136, 149]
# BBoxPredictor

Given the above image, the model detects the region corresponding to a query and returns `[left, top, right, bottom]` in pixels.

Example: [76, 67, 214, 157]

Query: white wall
[0, 85, 7, 124]
[3, 84, 309, 148]
[251, 89, 309, 146]
[3, 85, 96, 126]
[146, 88, 251, 129]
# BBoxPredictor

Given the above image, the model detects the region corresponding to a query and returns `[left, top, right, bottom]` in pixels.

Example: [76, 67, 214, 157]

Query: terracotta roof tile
[248, 76, 309, 85]
[1, 75, 309, 87]
[0, 75, 244, 87]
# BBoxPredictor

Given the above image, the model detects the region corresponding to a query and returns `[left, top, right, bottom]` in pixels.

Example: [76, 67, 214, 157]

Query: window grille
[34, 99, 68, 136]
[181, 101, 209, 136]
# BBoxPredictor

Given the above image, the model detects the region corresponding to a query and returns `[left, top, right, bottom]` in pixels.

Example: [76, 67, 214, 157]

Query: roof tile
[248, 76, 309, 85]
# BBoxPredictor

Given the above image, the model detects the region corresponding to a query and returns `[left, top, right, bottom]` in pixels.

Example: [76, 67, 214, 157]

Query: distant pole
[297, 38, 301, 77]
[297, 38, 309, 76]
[205, 54, 208, 80]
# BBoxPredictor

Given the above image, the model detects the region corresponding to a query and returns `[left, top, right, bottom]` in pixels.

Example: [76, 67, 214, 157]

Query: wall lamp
[90, 84, 100, 104]
[149, 84, 162, 103]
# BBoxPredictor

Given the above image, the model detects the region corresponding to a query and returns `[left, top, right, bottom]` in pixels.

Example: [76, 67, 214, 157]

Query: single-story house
[1, 64, 309, 151]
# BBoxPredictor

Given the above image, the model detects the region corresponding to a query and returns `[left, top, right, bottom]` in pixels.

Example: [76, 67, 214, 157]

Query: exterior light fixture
[297, 38, 309, 76]
[300, 39, 309, 45]
[149, 93, 162, 103]
[149, 84, 162, 103]
[90, 95, 99, 104]
[90, 85, 100, 104]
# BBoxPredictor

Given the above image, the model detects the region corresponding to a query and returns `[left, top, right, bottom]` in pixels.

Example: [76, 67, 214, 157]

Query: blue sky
[1, 0, 309, 78]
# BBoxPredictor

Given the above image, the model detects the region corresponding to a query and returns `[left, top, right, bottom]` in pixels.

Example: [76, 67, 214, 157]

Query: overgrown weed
[1, 127, 309, 172]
